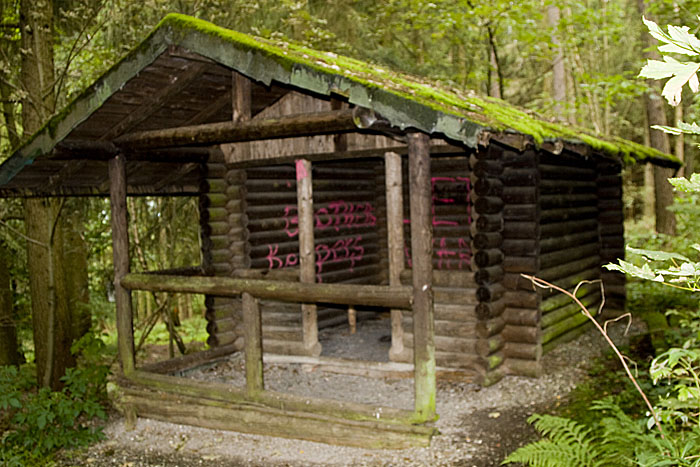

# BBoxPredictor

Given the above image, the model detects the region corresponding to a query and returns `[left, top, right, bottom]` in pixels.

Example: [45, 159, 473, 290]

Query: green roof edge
[0, 12, 681, 186]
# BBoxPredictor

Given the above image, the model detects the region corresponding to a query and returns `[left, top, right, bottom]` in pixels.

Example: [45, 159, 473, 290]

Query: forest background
[1, 0, 699, 462]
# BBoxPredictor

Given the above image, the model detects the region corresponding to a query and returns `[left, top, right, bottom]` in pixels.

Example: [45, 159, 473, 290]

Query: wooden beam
[242, 292, 264, 396]
[101, 62, 208, 140]
[113, 109, 357, 150]
[296, 158, 321, 356]
[151, 162, 199, 193]
[109, 155, 135, 374]
[120, 273, 413, 309]
[385, 151, 406, 361]
[408, 132, 436, 422]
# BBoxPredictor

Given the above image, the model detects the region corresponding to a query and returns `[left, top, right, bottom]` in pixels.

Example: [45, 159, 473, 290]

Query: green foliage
[0, 331, 110, 464]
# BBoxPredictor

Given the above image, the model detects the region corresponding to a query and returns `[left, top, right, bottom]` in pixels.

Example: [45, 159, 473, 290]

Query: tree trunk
[638, 0, 676, 235]
[547, 5, 566, 119]
[0, 240, 22, 366]
[20, 0, 88, 388]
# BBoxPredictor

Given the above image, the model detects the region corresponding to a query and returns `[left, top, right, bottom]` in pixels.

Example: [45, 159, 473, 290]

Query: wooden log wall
[596, 158, 626, 314]
[395, 154, 483, 380]
[537, 150, 602, 355]
[200, 151, 246, 350]
[469, 146, 506, 383]
[499, 147, 542, 378]
[243, 160, 383, 355]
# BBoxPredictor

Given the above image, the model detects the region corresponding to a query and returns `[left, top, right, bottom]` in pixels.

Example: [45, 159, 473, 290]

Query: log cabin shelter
[0, 14, 681, 447]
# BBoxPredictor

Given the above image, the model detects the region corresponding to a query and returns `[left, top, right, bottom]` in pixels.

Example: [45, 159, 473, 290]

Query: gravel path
[60, 317, 641, 467]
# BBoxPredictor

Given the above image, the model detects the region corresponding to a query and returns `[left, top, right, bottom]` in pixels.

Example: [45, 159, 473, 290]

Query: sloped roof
[0, 13, 680, 196]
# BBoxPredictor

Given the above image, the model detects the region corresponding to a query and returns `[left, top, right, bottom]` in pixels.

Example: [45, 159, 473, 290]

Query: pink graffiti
[265, 235, 365, 283]
[403, 236, 472, 270]
[295, 159, 308, 181]
[283, 200, 376, 237]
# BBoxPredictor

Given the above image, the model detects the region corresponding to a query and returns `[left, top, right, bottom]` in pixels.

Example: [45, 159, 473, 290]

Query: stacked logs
[537, 151, 602, 354]
[596, 159, 626, 314]
[199, 150, 247, 349]
[498, 148, 543, 378]
[470, 146, 506, 383]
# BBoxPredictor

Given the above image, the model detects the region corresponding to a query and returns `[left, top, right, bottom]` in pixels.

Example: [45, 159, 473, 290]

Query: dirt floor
[57, 315, 640, 466]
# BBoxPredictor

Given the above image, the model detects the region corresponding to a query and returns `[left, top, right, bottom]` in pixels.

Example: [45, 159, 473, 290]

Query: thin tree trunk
[638, 0, 677, 235]
[547, 5, 566, 119]
[0, 240, 22, 366]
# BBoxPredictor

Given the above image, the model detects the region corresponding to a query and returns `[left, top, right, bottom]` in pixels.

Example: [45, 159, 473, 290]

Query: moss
[3, 12, 681, 180]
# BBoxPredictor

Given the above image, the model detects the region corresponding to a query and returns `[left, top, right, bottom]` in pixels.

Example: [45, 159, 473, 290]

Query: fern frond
[502, 415, 605, 467]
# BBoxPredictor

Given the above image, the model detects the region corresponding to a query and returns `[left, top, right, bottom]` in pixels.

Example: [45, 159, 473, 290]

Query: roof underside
[0, 14, 681, 197]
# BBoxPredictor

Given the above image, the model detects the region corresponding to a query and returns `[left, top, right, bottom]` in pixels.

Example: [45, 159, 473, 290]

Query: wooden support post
[109, 155, 135, 374]
[348, 305, 357, 334]
[296, 159, 322, 356]
[408, 133, 436, 422]
[385, 151, 406, 361]
[242, 292, 263, 396]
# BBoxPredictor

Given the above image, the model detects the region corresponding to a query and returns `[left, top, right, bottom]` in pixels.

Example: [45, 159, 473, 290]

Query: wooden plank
[408, 132, 436, 422]
[114, 109, 357, 150]
[385, 151, 406, 361]
[296, 158, 321, 356]
[109, 155, 135, 374]
[242, 292, 264, 396]
[121, 273, 413, 308]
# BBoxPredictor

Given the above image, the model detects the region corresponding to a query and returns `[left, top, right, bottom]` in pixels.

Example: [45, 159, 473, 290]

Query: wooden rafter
[101, 62, 209, 140]
[113, 109, 357, 150]
[151, 162, 200, 193]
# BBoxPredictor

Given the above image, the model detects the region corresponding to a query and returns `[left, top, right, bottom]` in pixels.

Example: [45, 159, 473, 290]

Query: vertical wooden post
[242, 291, 263, 395]
[296, 158, 322, 356]
[109, 154, 135, 374]
[385, 151, 406, 361]
[408, 133, 436, 422]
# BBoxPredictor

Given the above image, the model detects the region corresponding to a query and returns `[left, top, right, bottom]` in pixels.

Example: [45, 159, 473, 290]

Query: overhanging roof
[0, 13, 680, 197]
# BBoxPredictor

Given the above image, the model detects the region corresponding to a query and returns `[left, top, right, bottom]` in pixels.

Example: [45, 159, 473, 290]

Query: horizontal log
[501, 186, 537, 204]
[599, 223, 623, 236]
[470, 158, 504, 177]
[502, 239, 537, 256]
[503, 256, 538, 274]
[540, 243, 599, 270]
[539, 267, 600, 299]
[539, 164, 595, 180]
[541, 283, 599, 313]
[201, 178, 228, 194]
[598, 198, 622, 211]
[477, 283, 505, 302]
[121, 371, 432, 448]
[540, 178, 596, 193]
[540, 206, 598, 223]
[476, 316, 506, 338]
[597, 186, 621, 198]
[503, 272, 535, 291]
[137, 344, 238, 375]
[540, 218, 598, 238]
[501, 168, 538, 186]
[501, 149, 536, 167]
[433, 303, 477, 321]
[204, 163, 227, 178]
[212, 263, 233, 275]
[475, 266, 504, 285]
[599, 212, 623, 225]
[402, 334, 477, 354]
[473, 232, 503, 249]
[540, 230, 599, 254]
[476, 334, 504, 357]
[502, 221, 537, 239]
[474, 196, 504, 215]
[501, 324, 539, 344]
[506, 358, 542, 377]
[475, 298, 506, 320]
[201, 207, 229, 223]
[115, 109, 358, 149]
[505, 290, 539, 308]
[474, 178, 503, 197]
[541, 310, 590, 345]
[474, 144, 504, 160]
[541, 292, 601, 329]
[475, 215, 504, 233]
[503, 342, 541, 360]
[122, 273, 412, 309]
[540, 193, 597, 209]
[542, 322, 590, 354]
[503, 204, 537, 222]
[597, 174, 621, 185]
[503, 307, 540, 326]
[200, 193, 228, 208]
[474, 249, 504, 268]
[539, 255, 601, 283]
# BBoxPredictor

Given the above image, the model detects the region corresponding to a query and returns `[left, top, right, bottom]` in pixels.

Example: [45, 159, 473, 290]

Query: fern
[502, 414, 612, 467]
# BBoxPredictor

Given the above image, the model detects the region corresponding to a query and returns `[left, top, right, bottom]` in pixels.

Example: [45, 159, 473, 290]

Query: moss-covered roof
[0, 13, 680, 188]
